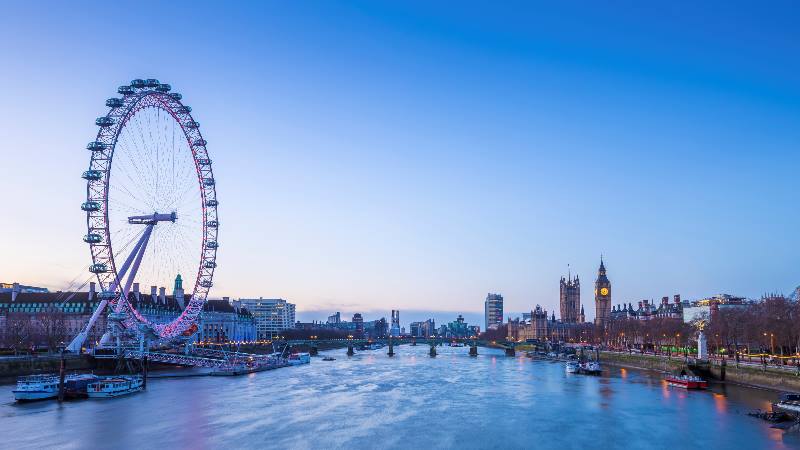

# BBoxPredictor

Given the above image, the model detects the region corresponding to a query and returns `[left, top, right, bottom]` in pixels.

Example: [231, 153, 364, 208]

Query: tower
[390, 310, 400, 336]
[559, 274, 580, 323]
[485, 293, 504, 330]
[594, 257, 611, 329]
[173, 273, 185, 309]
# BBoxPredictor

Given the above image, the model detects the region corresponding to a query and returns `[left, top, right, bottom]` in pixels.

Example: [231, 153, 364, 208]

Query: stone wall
[0, 354, 94, 381]
[600, 351, 800, 393]
[599, 351, 686, 373]
[709, 362, 800, 393]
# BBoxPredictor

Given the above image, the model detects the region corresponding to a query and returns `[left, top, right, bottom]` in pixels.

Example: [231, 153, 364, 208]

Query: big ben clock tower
[594, 256, 611, 330]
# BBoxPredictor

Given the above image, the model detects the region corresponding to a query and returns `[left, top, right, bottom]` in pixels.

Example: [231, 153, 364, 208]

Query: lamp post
[770, 333, 775, 356]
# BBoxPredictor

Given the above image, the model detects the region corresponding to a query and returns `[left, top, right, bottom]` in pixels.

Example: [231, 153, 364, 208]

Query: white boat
[774, 393, 800, 416]
[13, 374, 60, 402]
[87, 375, 143, 398]
[580, 361, 602, 375]
[565, 361, 580, 374]
[288, 352, 311, 365]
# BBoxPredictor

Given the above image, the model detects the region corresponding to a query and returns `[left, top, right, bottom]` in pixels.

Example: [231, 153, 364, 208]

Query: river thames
[1, 345, 797, 449]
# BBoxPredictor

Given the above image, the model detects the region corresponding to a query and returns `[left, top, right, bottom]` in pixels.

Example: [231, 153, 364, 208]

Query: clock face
[600, 287, 609, 296]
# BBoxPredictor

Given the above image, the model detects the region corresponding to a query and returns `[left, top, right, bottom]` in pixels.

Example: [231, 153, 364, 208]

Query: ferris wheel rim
[82, 79, 218, 339]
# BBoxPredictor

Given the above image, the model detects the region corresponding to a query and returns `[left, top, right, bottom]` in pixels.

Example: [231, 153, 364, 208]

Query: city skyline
[2, 2, 800, 320]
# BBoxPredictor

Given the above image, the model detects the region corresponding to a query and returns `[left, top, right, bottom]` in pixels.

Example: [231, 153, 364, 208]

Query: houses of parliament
[507, 258, 612, 342]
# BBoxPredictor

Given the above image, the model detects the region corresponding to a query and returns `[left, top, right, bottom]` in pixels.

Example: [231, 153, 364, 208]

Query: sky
[1, 1, 799, 327]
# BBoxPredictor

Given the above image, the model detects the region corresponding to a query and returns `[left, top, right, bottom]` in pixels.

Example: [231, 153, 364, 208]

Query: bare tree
[35, 306, 68, 354]
[4, 313, 33, 356]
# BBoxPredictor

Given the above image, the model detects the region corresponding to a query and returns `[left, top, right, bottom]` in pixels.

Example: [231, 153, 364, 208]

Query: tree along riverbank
[600, 351, 800, 393]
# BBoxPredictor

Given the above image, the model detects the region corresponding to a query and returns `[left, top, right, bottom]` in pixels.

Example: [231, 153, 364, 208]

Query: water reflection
[0, 346, 797, 449]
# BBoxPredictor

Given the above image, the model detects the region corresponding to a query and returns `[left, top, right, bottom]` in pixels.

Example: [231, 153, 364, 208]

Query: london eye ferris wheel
[69, 78, 218, 351]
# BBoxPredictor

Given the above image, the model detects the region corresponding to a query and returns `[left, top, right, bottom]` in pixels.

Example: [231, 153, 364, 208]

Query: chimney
[151, 286, 158, 304]
[133, 283, 140, 301]
[89, 282, 96, 301]
[11, 282, 20, 302]
[159, 287, 166, 304]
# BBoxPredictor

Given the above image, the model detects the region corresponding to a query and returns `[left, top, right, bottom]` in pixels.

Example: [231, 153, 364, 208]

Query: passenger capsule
[81, 201, 101, 212]
[207, 220, 218, 228]
[203, 178, 215, 186]
[206, 241, 219, 249]
[198, 158, 212, 166]
[156, 83, 171, 92]
[95, 117, 115, 127]
[193, 139, 207, 146]
[205, 199, 218, 207]
[106, 98, 124, 108]
[82, 170, 103, 181]
[87, 141, 108, 152]
[145, 78, 160, 88]
[89, 263, 108, 273]
[118, 85, 134, 95]
[200, 280, 213, 288]
[130, 79, 146, 88]
[185, 120, 199, 129]
[204, 261, 217, 269]
[169, 92, 182, 101]
[83, 233, 102, 243]
[179, 106, 192, 113]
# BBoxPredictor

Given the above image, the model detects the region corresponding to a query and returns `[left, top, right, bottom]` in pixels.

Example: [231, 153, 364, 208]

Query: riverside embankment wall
[600, 351, 800, 393]
[0, 355, 94, 382]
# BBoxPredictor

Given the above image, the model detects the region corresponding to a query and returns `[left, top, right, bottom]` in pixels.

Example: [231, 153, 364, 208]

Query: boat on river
[565, 361, 580, 374]
[288, 352, 311, 365]
[773, 393, 800, 417]
[579, 361, 602, 375]
[13, 374, 60, 402]
[13, 373, 101, 402]
[664, 374, 708, 389]
[87, 375, 143, 398]
[65, 374, 101, 399]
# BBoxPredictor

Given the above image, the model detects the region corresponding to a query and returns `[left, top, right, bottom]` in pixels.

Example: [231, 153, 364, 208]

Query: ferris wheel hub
[127, 212, 177, 225]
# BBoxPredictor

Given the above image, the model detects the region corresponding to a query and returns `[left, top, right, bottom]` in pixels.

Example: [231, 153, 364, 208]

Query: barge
[665, 374, 708, 390]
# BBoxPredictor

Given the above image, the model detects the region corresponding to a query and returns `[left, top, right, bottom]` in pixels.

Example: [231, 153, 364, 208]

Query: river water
[1, 345, 798, 449]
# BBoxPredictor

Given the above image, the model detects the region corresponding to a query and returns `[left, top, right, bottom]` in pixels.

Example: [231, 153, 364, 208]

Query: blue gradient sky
[1, 1, 799, 324]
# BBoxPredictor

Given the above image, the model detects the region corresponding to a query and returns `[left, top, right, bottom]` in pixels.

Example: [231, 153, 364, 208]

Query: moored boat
[665, 374, 708, 389]
[65, 374, 101, 399]
[87, 375, 143, 398]
[288, 352, 311, 365]
[566, 361, 580, 374]
[13, 374, 60, 402]
[772, 393, 800, 417]
[579, 361, 602, 375]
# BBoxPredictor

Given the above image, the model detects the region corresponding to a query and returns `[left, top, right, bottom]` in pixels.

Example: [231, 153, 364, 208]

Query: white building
[236, 298, 296, 339]
[194, 299, 256, 344]
[485, 293, 504, 331]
